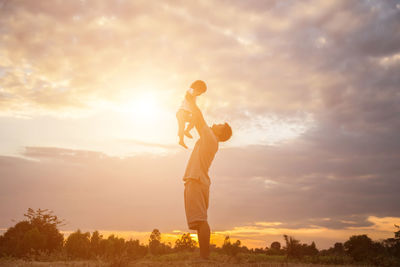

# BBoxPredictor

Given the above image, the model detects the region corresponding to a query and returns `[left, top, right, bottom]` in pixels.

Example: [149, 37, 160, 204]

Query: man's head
[190, 80, 207, 96]
[212, 123, 232, 142]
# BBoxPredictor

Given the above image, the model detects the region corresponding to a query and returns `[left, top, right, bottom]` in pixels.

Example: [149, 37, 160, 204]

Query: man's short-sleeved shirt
[183, 126, 219, 186]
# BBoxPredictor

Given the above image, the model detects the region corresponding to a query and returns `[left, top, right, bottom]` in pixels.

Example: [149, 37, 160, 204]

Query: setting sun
[126, 92, 161, 124]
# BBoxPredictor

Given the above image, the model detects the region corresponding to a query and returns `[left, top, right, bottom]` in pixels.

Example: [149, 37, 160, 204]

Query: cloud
[0, 147, 187, 231]
[1, 0, 399, 250]
[210, 139, 400, 228]
[1, 0, 397, 117]
[213, 215, 400, 249]
[118, 139, 178, 150]
[1, 0, 399, 151]
[1, 143, 399, 241]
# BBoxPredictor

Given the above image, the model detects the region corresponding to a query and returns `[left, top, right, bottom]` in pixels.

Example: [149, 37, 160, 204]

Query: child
[176, 80, 207, 148]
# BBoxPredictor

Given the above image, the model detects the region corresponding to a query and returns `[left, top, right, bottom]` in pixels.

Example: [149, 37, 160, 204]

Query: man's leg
[197, 221, 210, 259]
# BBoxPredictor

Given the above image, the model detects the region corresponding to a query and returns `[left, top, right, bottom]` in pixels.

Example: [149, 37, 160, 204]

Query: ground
[0, 252, 366, 267]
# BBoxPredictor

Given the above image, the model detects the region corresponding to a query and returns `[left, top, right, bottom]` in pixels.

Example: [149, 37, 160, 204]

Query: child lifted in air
[176, 80, 207, 148]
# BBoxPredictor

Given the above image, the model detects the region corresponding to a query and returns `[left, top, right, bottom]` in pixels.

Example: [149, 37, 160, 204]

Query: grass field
[0, 252, 370, 267]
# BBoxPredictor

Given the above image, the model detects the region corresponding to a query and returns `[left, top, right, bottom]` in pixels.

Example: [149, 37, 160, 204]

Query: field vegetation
[1, 209, 399, 266]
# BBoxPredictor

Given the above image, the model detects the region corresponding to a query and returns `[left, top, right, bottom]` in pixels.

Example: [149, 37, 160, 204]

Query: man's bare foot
[179, 140, 188, 149]
[184, 130, 193, 139]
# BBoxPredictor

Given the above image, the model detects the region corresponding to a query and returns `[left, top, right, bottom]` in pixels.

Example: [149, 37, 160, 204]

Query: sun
[133, 93, 157, 116]
[126, 92, 160, 124]
[113, 89, 176, 148]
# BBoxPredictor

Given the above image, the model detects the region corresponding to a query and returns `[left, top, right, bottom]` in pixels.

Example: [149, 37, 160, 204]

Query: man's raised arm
[185, 92, 208, 136]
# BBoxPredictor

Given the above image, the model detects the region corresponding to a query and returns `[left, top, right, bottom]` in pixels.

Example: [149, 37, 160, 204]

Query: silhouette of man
[182, 91, 232, 260]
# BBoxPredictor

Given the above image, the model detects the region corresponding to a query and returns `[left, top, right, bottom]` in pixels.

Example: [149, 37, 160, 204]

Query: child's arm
[185, 92, 207, 136]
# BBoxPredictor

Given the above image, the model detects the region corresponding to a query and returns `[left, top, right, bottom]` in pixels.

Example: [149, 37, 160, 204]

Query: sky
[0, 0, 400, 249]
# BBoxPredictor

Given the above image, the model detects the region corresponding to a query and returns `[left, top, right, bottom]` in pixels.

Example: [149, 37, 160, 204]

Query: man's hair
[218, 123, 232, 142]
[190, 80, 207, 93]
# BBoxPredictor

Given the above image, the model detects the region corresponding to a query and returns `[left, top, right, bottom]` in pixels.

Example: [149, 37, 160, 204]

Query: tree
[306, 241, 318, 256]
[384, 225, 400, 259]
[0, 208, 64, 257]
[174, 233, 197, 252]
[284, 235, 302, 258]
[65, 230, 91, 259]
[90, 230, 103, 258]
[101, 235, 126, 260]
[266, 241, 283, 255]
[148, 229, 162, 255]
[125, 239, 148, 259]
[271, 241, 281, 250]
[222, 236, 243, 257]
[333, 242, 344, 255]
[344, 234, 380, 262]
[283, 235, 319, 258]
[319, 242, 345, 257]
[253, 247, 265, 254]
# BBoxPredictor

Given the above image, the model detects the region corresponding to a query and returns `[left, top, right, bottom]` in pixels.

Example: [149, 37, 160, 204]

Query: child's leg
[184, 118, 195, 139]
[176, 110, 188, 148]
[176, 111, 185, 140]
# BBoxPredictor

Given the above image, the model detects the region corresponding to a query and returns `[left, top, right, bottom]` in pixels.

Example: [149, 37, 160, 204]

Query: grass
[0, 253, 373, 267]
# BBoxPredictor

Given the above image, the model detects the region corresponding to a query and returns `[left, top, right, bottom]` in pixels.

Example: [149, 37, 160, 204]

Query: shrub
[283, 235, 319, 259]
[174, 233, 197, 252]
[148, 229, 171, 255]
[344, 234, 380, 262]
[222, 236, 244, 257]
[65, 230, 91, 259]
[0, 208, 64, 258]
[125, 239, 148, 260]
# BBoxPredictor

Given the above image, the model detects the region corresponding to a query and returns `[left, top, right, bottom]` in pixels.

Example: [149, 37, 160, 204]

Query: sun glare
[113, 89, 176, 150]
[126, 92, 161, 124]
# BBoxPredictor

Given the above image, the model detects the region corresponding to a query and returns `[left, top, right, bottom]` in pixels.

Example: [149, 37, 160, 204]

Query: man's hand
[185, 92, 195, 104]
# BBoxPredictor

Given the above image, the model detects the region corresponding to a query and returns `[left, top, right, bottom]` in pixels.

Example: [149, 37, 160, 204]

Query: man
[182, 91, 232, 260]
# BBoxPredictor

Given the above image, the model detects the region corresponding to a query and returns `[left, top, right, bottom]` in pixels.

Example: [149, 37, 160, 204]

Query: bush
[65, 230, 91, 259]
[100, 235, 126, 260]
[0, 208, 64, 258]
[283, 235, 318, 259]
[148, 229, 161, 255]
[148, 229, 172, 255]
[125, 239, 148, 260]
[344, 234, 382, 262]
[174, 233, 197, 252]
[384, 225, 400, 259]
[222, 236, 246, 257]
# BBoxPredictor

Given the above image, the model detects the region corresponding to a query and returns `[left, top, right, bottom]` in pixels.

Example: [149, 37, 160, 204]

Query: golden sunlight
[107, 88, 177, 151]
[126, 92, 161, 125]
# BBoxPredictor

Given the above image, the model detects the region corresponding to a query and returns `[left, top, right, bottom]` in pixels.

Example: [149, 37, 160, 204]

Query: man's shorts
[184, 179, 209, 230]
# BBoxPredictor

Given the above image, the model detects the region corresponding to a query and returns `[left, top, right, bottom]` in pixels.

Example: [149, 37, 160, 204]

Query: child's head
[190, 80, 207, 96]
